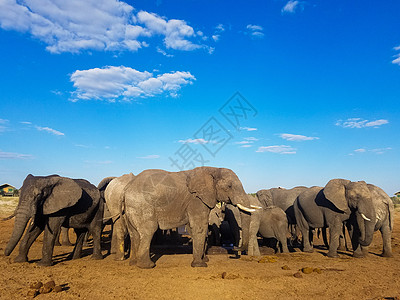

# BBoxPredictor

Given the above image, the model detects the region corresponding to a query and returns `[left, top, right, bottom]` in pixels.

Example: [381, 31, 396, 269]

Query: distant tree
[13, 189, 19, 197]
[391, 196, 400, 207]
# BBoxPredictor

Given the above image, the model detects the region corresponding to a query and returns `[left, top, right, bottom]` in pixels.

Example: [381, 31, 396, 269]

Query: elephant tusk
[237, 203, 256, 213]
[361, 213, 371, 222]
[376, 215, 381, 221]
[250, 205, 263, 209]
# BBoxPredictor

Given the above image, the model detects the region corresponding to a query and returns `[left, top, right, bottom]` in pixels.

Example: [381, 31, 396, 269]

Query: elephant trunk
[4, 209, 31, 256]
[356, 212, 374, 247]
[239, 212, 251, 251]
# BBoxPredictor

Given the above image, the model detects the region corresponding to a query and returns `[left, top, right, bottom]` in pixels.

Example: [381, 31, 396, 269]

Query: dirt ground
[0, 204, 400, 300]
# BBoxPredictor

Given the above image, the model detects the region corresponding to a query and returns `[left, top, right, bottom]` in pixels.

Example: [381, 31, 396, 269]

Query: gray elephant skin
[4, 174, 104, 266]
[104, 173, 136, 260]
[347, 184, 394, 257]
[294, 179, 376, 258]
[256, 186, 308, 225]
[122, 167, 253, 268]
[247, 195, 289, 256]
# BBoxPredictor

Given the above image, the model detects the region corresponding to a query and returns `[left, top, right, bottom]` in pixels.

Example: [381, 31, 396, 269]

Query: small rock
[27, 290, 39, 298]
[54, 285, 63, 293]
[225, 273, 240, 280]
[301, 267, 314, 274]
[44, 280, 56, 290]
[221, 272, 227, 279]
[29, 282, 43, 289]
[39, 286, 52, 294]
[313, 268, 322, 274]
[293, 272, 303, 278]
[282, 265, 290, 270]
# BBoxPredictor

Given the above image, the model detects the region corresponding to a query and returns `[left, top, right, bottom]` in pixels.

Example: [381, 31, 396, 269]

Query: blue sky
[0, 0, 399, 195]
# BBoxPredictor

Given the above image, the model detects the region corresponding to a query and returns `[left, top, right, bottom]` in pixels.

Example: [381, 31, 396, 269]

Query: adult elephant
[4, 174, 104, 266]
[256, 186, 308, 225]
[104, 173, 136, 260]
[347, 184, 394, 257]
[247, 195, 289, 256]
[122, 167, 254, 268]
[294, 179, 376, 258]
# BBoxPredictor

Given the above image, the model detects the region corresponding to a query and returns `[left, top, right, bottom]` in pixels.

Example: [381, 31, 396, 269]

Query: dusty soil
[1, 203, 400, 300]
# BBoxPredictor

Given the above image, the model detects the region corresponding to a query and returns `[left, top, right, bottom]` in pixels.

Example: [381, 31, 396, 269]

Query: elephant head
[256, 189, 273, 208]
[186, 167, 253, 251]
[4, 174, 82, 256]
[323, 179, 376, 246]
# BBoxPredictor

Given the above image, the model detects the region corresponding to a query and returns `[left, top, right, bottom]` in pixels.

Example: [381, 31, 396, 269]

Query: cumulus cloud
[279, 133, 319, 141]
[0, 150, 33, 159]
[70, 66, 195, 102]
[0, 0, 208, 53]
[35, 125, 65, 136]
[137, 154, 160, 159]
[336, 118, 389, 129]
[256, 145, 296, 154]
[281, 0, 302, 14]
[246, 24, 264, 38]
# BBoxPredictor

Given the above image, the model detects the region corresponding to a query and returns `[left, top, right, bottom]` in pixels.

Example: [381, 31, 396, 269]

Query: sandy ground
[0, 198, 399, 300]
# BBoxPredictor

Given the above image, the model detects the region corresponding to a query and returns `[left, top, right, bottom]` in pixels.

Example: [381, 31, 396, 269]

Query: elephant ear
[323, 179, 351, 212]
[256, 190, 273, 208]
[187, 167, 217, 208]
[43, 178, 82, 215]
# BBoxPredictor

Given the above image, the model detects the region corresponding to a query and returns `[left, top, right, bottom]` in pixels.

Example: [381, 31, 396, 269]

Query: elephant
[256, 186, 308, 225]
[294, 179, 376, 258]
[122, 167, 254, 268]
[208, 203, 225, 246]
[346, 184, 394, 257]
[247, 195, 289, 256]
[4, 174, 104, 266]
[104, 173, 136, 260]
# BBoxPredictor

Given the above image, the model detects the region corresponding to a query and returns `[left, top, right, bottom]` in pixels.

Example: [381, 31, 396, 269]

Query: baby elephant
[248, 195, 289, 256]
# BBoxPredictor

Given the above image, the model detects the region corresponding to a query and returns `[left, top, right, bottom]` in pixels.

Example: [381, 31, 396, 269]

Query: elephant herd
[3, 167, 394, 269]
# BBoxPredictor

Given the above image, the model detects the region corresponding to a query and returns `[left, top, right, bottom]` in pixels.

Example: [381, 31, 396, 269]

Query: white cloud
[246, 24, 264, 38]
[354, 148, 366, 153]
[244, 137, 259, 141]
[212, 35, 220, 42]
[179, 138, 210, 144]
[279, 133, 319, 141]
[351, 147, 391, 155]
[35, 125, 65, 136]
[240, 127, 258, 131]
[336, 118, 389, 129]
[393, 46, 400, 65]
[156, 47, 173, 57]
[0, 119, 8, 124]
[235, 141, 251, 145]
[137, 154, 160, 159]
[20, 121, 32, 124]
[215, 24, 225, 32]
[0, 0, 208, 53]
[282, 0, 301, 14]
[0, 119, 9, 132]
[0, 150, 33, 159]
[70, 66, 195, 102]
[240, 145, 252, 148]
[256, 145, 296, 154]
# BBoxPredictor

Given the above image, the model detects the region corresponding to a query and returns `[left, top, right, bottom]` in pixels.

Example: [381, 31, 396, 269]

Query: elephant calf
[247, 195, 289, 256]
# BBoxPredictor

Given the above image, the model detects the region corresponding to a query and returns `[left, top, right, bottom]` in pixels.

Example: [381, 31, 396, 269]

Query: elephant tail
[2, 210, 16, 221]
[388, 199, 394, 231]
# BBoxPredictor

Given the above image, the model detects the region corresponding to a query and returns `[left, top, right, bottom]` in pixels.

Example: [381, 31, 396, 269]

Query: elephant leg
[15, 223, 43, 263]
[37, 218, 64, 266]
[55, 228, 62, 246]
[61, 227, 73, 246]
[133, 218, 157, 269]
[89, 223, 103, 260]
[128, 225, 139, 266]
[71, 228, 86, 259]
[277, 228, 289, 253]
[248, 215, 261, 256]
[113, 218, 127, 261]
[188, 202, 209, 268]
[110, 222, 117, 254]
[327, 222, 341, 258]
[346, 218, 364, 258]
[380, 224, 393, 258]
